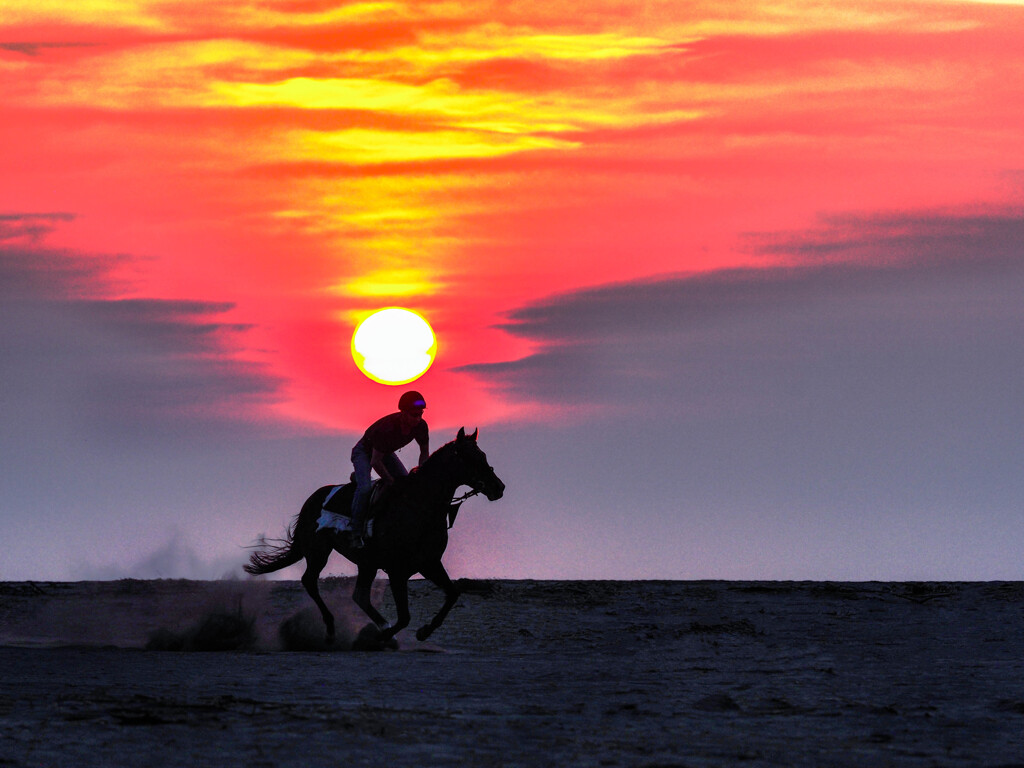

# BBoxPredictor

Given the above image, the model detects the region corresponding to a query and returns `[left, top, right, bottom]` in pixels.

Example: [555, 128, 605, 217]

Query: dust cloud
[0, 578, 396, 652]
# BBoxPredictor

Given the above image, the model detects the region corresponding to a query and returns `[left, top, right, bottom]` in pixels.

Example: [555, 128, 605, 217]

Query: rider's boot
[348, 520, 366, 549]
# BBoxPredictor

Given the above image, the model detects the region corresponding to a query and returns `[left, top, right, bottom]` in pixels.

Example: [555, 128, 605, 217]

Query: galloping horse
[245, 428, 505, 645]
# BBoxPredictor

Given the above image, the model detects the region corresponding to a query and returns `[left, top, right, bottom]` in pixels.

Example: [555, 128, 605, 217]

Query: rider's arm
[417, 437, 429, 469]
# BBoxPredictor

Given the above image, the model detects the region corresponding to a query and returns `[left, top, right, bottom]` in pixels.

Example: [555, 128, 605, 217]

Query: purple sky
[2, 207, 1021, 580]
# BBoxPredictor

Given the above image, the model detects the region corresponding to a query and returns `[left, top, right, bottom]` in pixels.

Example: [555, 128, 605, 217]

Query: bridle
[452, 488, 481, 504]
[441, 435, 499, 527]
[448, 441, 491, 501]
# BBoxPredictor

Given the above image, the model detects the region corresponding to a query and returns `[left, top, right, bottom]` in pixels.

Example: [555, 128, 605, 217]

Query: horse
[244, 428, 505, 645]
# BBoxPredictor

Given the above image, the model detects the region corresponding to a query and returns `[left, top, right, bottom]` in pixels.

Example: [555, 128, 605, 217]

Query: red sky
[2, 1, 1023, 580]
[5, 0, 1023, 432]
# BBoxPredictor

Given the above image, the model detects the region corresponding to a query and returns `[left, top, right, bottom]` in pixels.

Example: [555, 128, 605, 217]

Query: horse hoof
[416, 627, 432, 642]
[352, 623, 396, 651]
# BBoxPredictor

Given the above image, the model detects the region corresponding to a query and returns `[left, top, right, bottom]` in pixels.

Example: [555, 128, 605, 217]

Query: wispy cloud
[1, 228, 284, 437]
[469, 209, 1024, 423]
[0, 212, 76, 244]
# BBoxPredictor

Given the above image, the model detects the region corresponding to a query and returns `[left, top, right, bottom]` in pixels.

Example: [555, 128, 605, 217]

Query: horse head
[453, 427, 505, 501]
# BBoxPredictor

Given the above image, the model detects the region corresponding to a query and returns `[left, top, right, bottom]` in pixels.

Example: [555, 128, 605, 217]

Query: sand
[2, 578, 1023, 766]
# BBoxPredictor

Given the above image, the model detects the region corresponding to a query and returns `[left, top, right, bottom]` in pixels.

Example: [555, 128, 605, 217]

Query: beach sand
[2, 578, 1023, 766]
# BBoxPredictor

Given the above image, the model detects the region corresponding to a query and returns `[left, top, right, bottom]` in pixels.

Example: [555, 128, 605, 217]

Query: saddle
[316, 477, 467, 535]
[316, 479, 390, 535]
[322, 479, 389, 514]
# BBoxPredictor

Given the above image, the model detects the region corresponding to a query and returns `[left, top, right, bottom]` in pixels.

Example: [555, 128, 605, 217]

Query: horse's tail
[244, 486, 332, 575]
[244, 526, 302, 575]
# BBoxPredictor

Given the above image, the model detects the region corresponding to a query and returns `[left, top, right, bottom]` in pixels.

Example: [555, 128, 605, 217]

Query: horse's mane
[419, 438, 459, 472]
[395, 437, 470, 499]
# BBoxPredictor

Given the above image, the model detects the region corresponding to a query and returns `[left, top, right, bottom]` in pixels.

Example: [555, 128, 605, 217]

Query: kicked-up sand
[1, 578, 1023, 766]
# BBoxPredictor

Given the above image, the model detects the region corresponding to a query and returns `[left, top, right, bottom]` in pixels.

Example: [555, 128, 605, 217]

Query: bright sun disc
[352, 307, 437, 385]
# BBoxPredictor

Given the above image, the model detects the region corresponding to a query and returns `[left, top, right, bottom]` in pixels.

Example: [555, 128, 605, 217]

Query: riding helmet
[399, 390, 427, 412]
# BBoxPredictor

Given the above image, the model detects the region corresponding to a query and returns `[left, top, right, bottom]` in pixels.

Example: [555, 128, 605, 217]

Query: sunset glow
[3, 0, 1023, 582]
[5, 0, 1023, 432]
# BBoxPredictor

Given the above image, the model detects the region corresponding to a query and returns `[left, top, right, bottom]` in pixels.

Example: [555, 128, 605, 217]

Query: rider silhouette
[348, 390, 429, 547]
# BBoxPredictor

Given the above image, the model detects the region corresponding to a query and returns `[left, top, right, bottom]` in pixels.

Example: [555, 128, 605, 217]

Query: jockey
[348, 390, 429, 547]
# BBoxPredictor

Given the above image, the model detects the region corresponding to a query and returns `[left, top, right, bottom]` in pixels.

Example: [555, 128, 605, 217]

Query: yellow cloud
[382, 28, 676, 68]
[213, 75, 702, 134]
[7, 0, 972, 174]
[0, 0, 169, 29]
[212, 76, 583, 130]
[337, 268, 441, 298]
[230, 1, 409, 28]
[212, 76, 479, 112]
[8, 16, 696, 138]
[21, 40, 317, 110]
[0, 0, 421, 33]
[291, 127, 578, 164]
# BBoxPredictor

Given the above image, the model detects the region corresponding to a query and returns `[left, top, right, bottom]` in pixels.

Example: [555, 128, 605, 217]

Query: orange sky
[3, 1, 1024, 583]
[4, 0, 1024, 432]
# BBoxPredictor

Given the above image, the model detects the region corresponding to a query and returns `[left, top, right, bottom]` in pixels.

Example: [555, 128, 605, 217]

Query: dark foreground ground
[1, 579, 1023, 767]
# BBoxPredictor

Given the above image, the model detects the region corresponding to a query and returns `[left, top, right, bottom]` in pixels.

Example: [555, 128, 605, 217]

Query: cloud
[752, 209, 1024, 265]
[471, 209, 1023, 417]
[0, 230, 284, 441]
[0, 42, 95, 57]
[0, 225, 328, 581]
[0, 212, 77, 245]
[460, 210, 1023, 577]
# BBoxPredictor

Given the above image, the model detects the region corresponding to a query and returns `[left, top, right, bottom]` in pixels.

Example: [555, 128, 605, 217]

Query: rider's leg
[353, 452, 406, 547]
[349, 443, 373, 541]
[380, 452, 408, 479]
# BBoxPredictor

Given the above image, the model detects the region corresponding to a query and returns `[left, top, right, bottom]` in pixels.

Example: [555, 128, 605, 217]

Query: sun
[351, 307, 437, 385]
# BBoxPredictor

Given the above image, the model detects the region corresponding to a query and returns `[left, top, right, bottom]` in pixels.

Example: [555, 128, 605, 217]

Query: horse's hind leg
[415, 562, 460, 641]
[352, 564, 389, 630]
[301, 545, 335, 644]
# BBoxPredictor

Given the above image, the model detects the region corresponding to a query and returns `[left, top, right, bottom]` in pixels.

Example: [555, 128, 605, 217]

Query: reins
[452, 488, 480, 504]
[447, 488, 480, 529]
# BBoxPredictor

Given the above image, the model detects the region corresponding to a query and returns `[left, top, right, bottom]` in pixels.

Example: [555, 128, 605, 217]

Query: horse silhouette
[245, 428, 505, 645]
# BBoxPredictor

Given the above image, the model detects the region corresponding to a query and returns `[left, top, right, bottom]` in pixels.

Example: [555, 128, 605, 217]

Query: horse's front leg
[379, 576, 411, 642]
[416, 561, 460, 641]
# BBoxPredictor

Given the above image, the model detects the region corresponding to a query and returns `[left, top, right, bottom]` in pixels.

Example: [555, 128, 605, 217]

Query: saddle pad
[317, 479, 384, 535]
[316, 509, 351, 532]
[322, 484, 349, 514]
[322, 480, 385, 514]
[316, 509, 374, 537]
